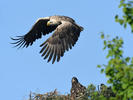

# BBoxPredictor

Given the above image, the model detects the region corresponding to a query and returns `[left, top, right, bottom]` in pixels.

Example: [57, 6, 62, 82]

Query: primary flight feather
[11, 15, 84, 64]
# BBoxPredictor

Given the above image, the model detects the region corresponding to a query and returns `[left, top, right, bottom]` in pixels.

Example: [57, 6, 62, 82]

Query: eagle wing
[40, 21, 81, 64]
[11, 18, 57, 48]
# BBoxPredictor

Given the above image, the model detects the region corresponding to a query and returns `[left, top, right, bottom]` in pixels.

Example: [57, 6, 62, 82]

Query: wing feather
[40, 43, 48, 53]
[48, 46, 54, 62]
[11, 17, 57, 48]
[41, 45, 49, 57]
[52, 46, 57, 64]
[40, 21, 82, 63]
[57, 47, 61, 62]
[44, 47, 51, 59]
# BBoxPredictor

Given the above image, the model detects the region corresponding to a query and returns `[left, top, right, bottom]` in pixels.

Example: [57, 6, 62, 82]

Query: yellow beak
[47, 21, 51, 26]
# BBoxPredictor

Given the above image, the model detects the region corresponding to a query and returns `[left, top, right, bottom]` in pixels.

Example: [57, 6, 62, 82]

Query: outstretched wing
[40, 21, 82, 64]
[11, 18, 57, 48]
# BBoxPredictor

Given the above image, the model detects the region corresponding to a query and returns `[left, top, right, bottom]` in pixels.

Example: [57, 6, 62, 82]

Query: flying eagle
[70, 77, 87, 100]
[11, 15, 83, 64]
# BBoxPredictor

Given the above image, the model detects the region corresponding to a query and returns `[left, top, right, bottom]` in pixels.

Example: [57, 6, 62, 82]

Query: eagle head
[72, 77, 79, 83]
[47, 20, 61, 26]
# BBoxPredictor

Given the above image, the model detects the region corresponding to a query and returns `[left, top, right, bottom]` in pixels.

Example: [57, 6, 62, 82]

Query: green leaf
[115, 15, 119, 22]
[119, 19, 124, 25]
[125, 57, 130, 62]
[127, 89, 133, 98]
[124, 23, 127, 28]
[97, 65, 101, 68]
[131, 57, 133, 64]
[123, 7, 127, 13]
[101, 34, 104, 39]
[120, 0, 124, 5]
[115, 15, 118, 19]
[104, 40, 106, 46]
[107, 79, 113, 84]
[131, 23, 133, 32]
[129, 71, 133, 80]
[101, 68, 104, 73]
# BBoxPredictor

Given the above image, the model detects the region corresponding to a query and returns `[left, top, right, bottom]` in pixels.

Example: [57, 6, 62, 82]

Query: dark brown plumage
[11, 15, 83, 64]
[70, 77, 86, 100]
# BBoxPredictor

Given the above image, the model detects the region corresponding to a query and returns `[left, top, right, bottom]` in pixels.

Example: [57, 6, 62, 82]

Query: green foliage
[99, 35, 133, 99]
[87, 84, 111, 100]
[99, 1, 133, 99]
[115, 0, 133, 32]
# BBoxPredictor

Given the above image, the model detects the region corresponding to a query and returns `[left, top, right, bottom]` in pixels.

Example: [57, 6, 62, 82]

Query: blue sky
[0, 0, 133, 100]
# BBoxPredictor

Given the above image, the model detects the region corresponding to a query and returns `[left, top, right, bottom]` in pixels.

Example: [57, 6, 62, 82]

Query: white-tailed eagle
[71, 77, 87, 99]
[11, 15, 83, 64]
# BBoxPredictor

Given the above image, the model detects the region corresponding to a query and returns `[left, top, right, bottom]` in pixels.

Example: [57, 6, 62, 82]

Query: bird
[99, 84, 115, 98]
[70, 77, 87, 100]
[11, 15, 83, 64]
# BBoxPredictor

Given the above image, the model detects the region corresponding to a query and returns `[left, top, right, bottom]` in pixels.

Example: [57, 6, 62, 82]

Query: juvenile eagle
[11, 15, 83, 64]
[70, 77, 87, 100]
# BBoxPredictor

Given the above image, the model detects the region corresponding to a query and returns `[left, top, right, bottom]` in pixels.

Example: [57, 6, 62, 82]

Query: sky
[0, 0, 133, 100]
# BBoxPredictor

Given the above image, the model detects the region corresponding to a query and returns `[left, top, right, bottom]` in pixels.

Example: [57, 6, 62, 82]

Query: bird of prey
[11, 15, 83, 64]
[70, 77, 87, 100]
[99, 84, 115, 98]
